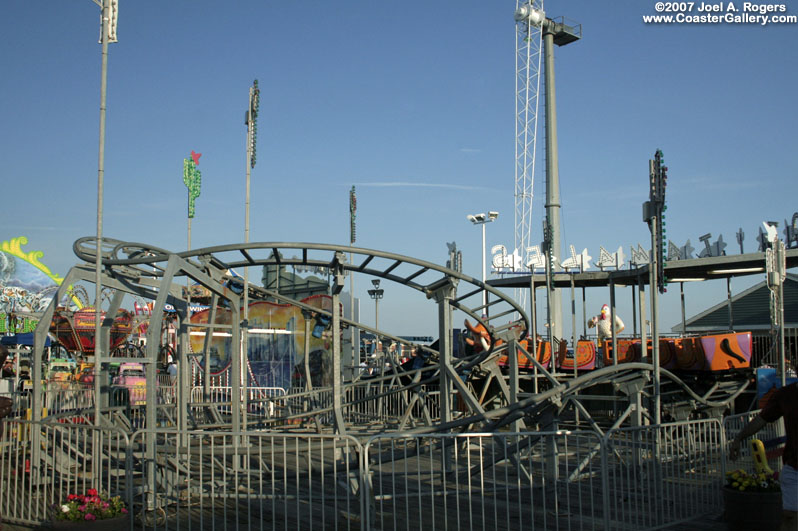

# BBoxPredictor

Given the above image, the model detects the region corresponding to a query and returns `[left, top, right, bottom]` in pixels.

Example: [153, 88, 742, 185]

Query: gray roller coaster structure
[13, 237, 758, 528]
[28, 237, 751, 443]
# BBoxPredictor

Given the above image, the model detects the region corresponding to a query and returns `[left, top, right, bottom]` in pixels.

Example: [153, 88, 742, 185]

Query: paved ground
[660, 511, 728, 530]
[2, 515, 732, 531]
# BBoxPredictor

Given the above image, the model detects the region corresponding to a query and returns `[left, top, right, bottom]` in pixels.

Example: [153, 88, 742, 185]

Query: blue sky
[2, 1, 796, 339]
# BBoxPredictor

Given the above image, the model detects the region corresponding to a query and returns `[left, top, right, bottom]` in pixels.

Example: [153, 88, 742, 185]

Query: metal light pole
[240, 80, 259, 430]
[349, 186, 358, 365]
[467, 211, 498, 312]
[367, 279, 384, 348]
[244, 80, 259, 322]
[644, 150, 668, 425]
[92, 0, 117, 430]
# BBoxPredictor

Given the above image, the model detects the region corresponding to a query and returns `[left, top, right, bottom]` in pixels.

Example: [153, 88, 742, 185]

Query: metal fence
[0, 419, 131, 528]
[365, 430, 605, 530]
[0, 417, 756, 530]
[129, 429, 364, 531]
[603, 420, 725, 529]
[751, 327, 798, 369]
[723, 409, 785, 470]
[189, 385, 286, 418]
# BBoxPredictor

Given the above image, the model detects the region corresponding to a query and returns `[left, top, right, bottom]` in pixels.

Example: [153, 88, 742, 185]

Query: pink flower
[84, 513, 96, 521]
[122, 508, 128, 514]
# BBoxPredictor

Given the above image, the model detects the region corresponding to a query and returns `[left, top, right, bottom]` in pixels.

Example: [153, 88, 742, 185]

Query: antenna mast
[514, 0, 545, 311]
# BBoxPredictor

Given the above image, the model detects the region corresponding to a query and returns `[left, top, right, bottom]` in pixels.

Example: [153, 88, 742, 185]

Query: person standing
[587, 304, 624, 367]
[0, 345, 13, 378]
[730, 382, 798, 530]
[167, 360, 178, 385]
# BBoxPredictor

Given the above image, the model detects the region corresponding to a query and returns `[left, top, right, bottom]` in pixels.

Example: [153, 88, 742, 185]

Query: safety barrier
[3, 381, 443, 429]
[604, 419, 725, 529]
[129, 429, 364, 530]
[0, 418, 131, 528]
[189, 385, 286, 418]
[364, 431, 606, 530]
[346, 381, 441, 425]
[723, 409, 785, 470]
[0, 416, 747, 530]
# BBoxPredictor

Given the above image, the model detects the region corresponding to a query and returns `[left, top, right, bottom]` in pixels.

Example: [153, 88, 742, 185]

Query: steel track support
[429, 277, 458, 469]
[331, 253, 347, 435]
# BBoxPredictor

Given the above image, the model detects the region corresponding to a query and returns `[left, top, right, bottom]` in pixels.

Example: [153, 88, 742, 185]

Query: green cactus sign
[183, 150, 202, 218]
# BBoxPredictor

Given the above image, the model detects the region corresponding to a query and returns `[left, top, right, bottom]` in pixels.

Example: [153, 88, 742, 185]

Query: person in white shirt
[167, 361, 177, 384]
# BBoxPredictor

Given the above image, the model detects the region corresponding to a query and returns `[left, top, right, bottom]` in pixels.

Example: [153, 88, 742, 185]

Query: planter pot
[723, 486, 782, 531]
[51, 514, 128, 530]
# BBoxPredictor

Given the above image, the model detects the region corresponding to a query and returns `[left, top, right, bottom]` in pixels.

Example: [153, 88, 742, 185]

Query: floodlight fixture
[368, 281, 384, 330]
[467, 210, 499, 312]
[514, 4, 545, 27]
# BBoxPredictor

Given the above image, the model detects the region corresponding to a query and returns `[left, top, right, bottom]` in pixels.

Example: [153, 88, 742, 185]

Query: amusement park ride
[1, 2, 797, 529]
[1, 0, 794, 444]
[13, 226, 793, 437]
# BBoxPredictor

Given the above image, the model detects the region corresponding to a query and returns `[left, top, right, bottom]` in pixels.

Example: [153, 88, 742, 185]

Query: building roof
[489, 248, 798, 289]
[671, 273, 798, 333]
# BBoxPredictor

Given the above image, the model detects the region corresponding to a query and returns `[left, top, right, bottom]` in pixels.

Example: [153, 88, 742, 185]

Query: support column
[530, 275, 539, 394]
[176, 299, 190, 449]
[231, 304, 242, 434]
[638, 275, 648, 362]
[570, 274, 576, 355]
[726, 277, 734, 331]
[99, 290, 125, 412]
[203, 294, 219, 398]
[610, 278, 618, 365]
[581, 286, 587, 340]
[680, 282, 687, 335]
[543, 26, 563, 344]
[429, 278, 458, 429]
[31, 268, 82, 484]
[632, 282, 638, 337]
[649, 238, 662, 426]
[331, 253, 347, 434]
[144, 257, 176, 510]
[508, 339, 520, 433]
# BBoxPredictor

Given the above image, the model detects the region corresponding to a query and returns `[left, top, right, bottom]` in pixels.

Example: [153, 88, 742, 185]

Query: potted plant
[723, 468, 782, 531]
[51, 488, 128, 529]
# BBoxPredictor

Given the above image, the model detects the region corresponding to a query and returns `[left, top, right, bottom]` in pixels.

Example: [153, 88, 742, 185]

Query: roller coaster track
[59, 237, 751, 439]
[72, 236, 528, 355]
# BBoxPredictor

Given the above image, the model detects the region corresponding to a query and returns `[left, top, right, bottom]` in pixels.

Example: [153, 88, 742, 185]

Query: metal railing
[603, 419, 725, 529]
[0, 416, 752, 530]
[0, 419, 132, 528]
[188, 385, 286, 419]
[129, 429, 364, 530]
[751, 328, 797, 369]
[364, 430, 605, 530]
[723, 409, 786, 470]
